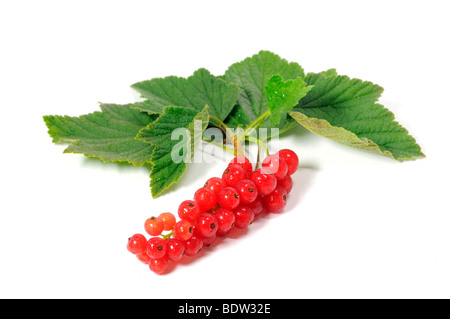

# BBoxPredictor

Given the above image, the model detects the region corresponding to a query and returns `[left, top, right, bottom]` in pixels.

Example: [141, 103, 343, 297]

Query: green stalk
[238, 110, 271, 141]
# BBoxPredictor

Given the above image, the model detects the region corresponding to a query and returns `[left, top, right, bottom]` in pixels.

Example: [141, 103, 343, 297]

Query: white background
[0, 0, 449, 299]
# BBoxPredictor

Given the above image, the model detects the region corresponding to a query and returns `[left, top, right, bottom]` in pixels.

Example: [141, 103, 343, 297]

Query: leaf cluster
[44, 51, 425, 197]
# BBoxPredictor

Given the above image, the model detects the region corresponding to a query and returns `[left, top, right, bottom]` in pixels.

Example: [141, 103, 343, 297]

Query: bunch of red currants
[127, 149, 299, 274]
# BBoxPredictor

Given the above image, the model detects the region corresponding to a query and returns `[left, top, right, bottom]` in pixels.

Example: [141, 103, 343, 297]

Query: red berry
[157, 212, 176, 231]
[144, 217, 164, 236]
[166, 238, 185, 261]
[222, 164, 247, 188]
[201, 234, 217, 246]
[228, 156, 253, 177]
[235, 179, 258, 204]
[149, 256, 170, 275]
[184, 235, 203, 256]
[136, 252, 151, 264]
[127, 233, 147, 255]
[278, 149, 299, 175]
[234, 206, 254, 229]
[239, 197, 263, 218]
[277, 174, 293, 194]
[250, 168, 277, 196]
[262, 154, 288, 180]
[204, 177, 227, 197]
[262, 186, 288, 213]
[194, 187, 217, 212]
[214, 208, 235, 236]
[178, 200, 200, 222]
[247, 198, 263, 216]
[218, 187, 240, 210]
[174, 219, 194, 241]
[195, 213, 218, 238]
[146, 237, 167, 259]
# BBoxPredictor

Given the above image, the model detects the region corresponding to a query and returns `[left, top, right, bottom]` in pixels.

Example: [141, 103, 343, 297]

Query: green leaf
[43, 103, 157, 166]
[137, 105, 210, 198]
[265, 74, 312, 125]
[289, 72, 425, 160]
[131, 68, 239, 121]
[223, 50, 305, 129]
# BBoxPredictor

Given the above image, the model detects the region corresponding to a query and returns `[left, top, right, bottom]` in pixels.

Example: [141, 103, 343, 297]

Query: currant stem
[203, 138, 236, 156]
[238, 110, 271, 141]
[208, 115, 229, 135]
[246, 136, 269, 168]
[233, 135, 245, 157]
[161, 230, 174, 240]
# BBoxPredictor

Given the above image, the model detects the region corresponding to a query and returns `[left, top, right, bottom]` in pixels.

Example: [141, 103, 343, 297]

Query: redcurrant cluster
[127, 149, 299, 275]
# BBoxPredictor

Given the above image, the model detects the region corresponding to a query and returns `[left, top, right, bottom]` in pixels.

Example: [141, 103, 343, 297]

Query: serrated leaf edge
[143, 105, 210, 198]
[288, 111, 425, 161]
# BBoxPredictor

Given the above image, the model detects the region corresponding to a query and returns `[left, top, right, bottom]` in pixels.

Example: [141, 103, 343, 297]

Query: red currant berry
[228, 156, 253, 177]
[127, 233, 147, 255]
[166, 238, 185, 261]
[149, 256, 170, 275]
[214, 208, 235, 236]
[250, 168, 277, 196]
[194, 187, 217, 212]
[246, 197, 263, 216]
[146, 237, 167, 259]
[262, 186, 288, 213]
[235, 179, 258, 204]
[201, 234, 217, 246]
[174, 219, 194, 241]
[234, 206, 254, 229]
[277, 174, 293, 193]
[144, 216, 164, 236]
[184, 235, 203, 256]
[218, 187, 240, 210]
[204, 177, 227, 197]
[262, 154, 288, 180]
[195, 213, 218, 238]
[222, 164, 247, 188]
[178, 200, 201, 222]
[278, 149, 299, 175]
[157, 212, 176, 231]
[136, 252, 151, 264]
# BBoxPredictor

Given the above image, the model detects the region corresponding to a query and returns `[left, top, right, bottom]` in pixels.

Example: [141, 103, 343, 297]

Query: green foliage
[44, 51, 425, 197]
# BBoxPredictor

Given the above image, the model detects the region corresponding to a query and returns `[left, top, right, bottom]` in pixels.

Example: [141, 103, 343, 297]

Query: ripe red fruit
[196, 213, 218, 238]
[218, 187, 240, 210]
[149, 256, 170, 275]
[250, 168, 277, 196]
[214, 207, 235, 236]
[127, 233, 147, 255]
[178, 200, 201, 222]
[144, 217, 164, 236]
[278, 149, 299, 175]
[262, 186, 288, 213]
[228, 156, 253, 177]
[222, 164, 247, 187]
[201, 234, 217, 246]
[166, 238, 185, 261]
[277, 174, 293, 193]
[239, 197, 263, 218]
[157, 212, 176, 231]
[204, 177, 227, 197]
[235, 179, 258, 204]
[234, 206, 255, 229]
[247, 198, 263, 216]
[194, 187, 217, 212]
[146, 237, 167, 259]
[174, 219, 194, 241]
[184, 235, 203, 256]
[262, 154, 288, 180]
[136, 252, 151, 264]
